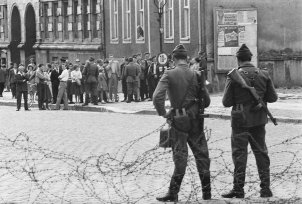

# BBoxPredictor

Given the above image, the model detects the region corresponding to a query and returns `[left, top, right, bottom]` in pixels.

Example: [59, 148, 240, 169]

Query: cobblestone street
[0, 105, 301, 203]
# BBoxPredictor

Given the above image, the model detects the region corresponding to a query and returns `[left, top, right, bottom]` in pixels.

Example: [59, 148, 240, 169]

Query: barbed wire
[0, 125, 301, 204]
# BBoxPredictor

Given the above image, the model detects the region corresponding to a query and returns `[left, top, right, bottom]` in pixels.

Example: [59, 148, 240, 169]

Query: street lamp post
[154, 0, 167, 53]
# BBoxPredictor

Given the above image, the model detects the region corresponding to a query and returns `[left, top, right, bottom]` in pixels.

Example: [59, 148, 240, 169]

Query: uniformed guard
[221, 44, 278, 198]
[153, 44, 212, 202]
[124, 57, 140, 103]
[82, 57, 99, 106]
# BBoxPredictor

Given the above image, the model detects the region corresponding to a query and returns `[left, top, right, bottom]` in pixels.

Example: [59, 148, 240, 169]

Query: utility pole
[154, 0, 167, 53]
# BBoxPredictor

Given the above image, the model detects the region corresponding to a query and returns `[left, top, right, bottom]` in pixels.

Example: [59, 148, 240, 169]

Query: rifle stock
[227, 68, 278, 126]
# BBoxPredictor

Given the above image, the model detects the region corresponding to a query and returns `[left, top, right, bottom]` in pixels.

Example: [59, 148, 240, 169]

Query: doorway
[25, 4, 36, 66]
[10, 6, 21, 64]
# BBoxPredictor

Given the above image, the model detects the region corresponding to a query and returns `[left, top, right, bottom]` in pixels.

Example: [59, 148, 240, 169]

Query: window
[135, 0, 144, 42]
[53, 2, 59, 39]
[83, 0, 89, 39]
[122, 0, 131, 42]
[91, 0, 98, 39]
[179, 0, 190, 42]
[63, 1, 69, 40]
[110, 0, 118, 43]
[73, 0, 78, 39]
[164, 0, 174, 42]
[43, 3, 49, 39]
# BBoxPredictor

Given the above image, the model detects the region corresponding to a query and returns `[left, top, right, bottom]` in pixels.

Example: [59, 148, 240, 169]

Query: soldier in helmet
[222, 44, 278, 198]
[153, 44, 212, 202]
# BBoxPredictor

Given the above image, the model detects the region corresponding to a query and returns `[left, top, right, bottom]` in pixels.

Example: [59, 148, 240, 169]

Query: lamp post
[154, 0, 166, 53]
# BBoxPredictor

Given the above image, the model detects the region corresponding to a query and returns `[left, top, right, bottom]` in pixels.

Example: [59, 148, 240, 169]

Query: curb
[1, 101, 302, 124]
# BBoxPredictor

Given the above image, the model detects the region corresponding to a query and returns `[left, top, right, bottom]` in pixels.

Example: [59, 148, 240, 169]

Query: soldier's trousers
[169, 118, 211, 194]
[127, 81, 138, 96]
[85, 82, 98, 104]
[231, 125, 270, 190]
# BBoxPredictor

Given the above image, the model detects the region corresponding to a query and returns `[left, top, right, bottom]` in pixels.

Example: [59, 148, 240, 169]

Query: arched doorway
[25, 4, 36, 66]
[10, 6, 21, 64]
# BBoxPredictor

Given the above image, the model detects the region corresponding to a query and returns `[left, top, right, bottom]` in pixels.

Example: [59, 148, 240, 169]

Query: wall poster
[214, 8, 257, 72]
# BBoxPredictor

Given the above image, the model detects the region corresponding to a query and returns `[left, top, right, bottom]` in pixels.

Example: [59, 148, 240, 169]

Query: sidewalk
[1, 87, 302, 124]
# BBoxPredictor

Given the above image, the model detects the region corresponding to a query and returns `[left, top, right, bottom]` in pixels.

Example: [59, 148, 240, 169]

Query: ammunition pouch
[231, 104, 246, 127]
[172, 108, 192, 133]
[159, 124, 172, 148]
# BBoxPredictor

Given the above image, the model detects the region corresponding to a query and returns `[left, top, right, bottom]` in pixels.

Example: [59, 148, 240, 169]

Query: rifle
[227, 68, 278, 126]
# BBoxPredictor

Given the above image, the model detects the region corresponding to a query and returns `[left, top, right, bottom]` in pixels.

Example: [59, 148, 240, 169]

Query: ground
[0, 105, 301, 204]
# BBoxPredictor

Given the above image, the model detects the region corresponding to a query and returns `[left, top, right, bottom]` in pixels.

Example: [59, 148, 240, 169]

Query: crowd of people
[0, 51, 207, 111]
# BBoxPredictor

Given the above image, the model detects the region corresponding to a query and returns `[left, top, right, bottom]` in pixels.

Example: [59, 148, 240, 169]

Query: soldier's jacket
[153, 63, 210, 116]
[222, 62, 278, 127]
[124, 62, 140, 83]
[83, 62, 99, 83]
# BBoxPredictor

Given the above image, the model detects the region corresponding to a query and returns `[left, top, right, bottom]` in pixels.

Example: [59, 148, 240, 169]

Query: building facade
[0, 0, 301, 89]
[104, 0, 302, 89]
[104, 0, 206, 59]
[0, 0, 105, 66]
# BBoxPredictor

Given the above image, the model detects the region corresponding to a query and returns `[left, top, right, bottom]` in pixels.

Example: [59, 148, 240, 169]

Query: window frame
[164, 0, 174, 43]
[135, 0, 145, 43]
[122, 0, 131, 43]
[110, 0, 119, 44]
[179, 0, 190, 43]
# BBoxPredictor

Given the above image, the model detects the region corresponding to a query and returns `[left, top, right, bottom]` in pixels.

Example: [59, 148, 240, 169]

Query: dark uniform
[153, 44, 211, 202]
[124, 59, 140, 102]
[120, 60, 128, 101]
[82, 58, 99, 105]
[147, 60, 159, 100]
[15, 69, 30, 111]
[222, 44, 278, 198]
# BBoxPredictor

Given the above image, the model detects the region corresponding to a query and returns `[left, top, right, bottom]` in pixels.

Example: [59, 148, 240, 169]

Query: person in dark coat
[50, 61, 61, 104]
[221, 44, 278, 198]
[124, 57, 140, 103]
[147, 56, 159, 101]
[198, 49, 208, 80]
[15, 65, 30, 111]
[9, 63, 18, 99]
[82, 57, 99, 106]
[153, 44, 212, 202]
[0, 64, 7, 97]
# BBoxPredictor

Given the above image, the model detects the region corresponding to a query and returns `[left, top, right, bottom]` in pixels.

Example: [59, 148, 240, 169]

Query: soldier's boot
[126, 94, 132, 103]
[156, 175, 184, 202]
[259, 169, 273, 197]
[199, 173, 211, 200]
[134, 94, 139, 102]
[92, 95, 98, 105]
[222, 172, 245, 198]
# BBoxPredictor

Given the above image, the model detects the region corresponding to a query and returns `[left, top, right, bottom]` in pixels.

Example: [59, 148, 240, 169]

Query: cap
[96, 59, 103, 63]
[89, 56, 95, 61]
[236, 44, 253, 58]
[144, 52, 150, 55]
[172, 44, 188, 58]
[75, 59, 80, 62]
[60, 57, 66, 62]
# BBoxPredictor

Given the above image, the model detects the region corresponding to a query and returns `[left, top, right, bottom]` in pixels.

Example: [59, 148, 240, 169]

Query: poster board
[214, 8, 257, 72]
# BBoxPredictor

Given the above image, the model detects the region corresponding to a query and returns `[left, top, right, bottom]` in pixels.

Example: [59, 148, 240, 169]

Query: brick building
[104, 0, 206, 59]
[104, 0, 302, 89]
